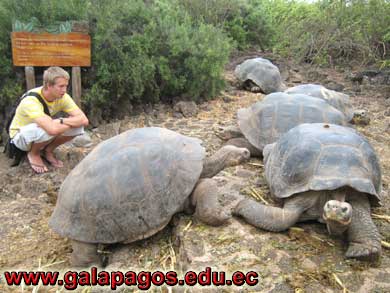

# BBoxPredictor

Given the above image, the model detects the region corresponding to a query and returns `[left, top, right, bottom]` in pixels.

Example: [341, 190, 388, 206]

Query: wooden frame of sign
[11, 31, 91, 107]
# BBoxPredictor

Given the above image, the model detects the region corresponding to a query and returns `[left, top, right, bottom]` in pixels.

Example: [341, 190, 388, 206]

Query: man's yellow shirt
[9, 86, 79, 138]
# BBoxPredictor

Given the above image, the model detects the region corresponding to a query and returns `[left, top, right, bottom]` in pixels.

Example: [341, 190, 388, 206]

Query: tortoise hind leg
[70, 240, 101, 267]
[233, 198, 304, 232]
[345, 194, 381, 262]
[191, 178, 231, 226]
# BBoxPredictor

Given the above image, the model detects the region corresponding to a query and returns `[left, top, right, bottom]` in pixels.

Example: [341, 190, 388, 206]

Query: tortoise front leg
[70, 240, 101, 267]
[191, 178, 231, 226]
[345, 194, 381, 262]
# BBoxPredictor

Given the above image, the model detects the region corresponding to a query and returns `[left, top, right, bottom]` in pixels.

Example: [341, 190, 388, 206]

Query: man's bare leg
[43, 135, 76, 168]
[28, 141, 51, 173]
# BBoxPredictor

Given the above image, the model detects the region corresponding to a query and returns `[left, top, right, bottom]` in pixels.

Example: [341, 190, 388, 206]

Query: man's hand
[62, 108, 89, 128]
[34, 108, 88, 136]
[35, 115, 71, 136]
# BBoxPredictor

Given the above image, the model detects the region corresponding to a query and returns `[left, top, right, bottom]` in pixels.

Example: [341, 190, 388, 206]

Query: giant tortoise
[234, 57, 285, 94]
[284, 83, 359, 122]
[221, 92, 349, 157]
[234, 123, 382, 261]
[49, 127, 250, 266]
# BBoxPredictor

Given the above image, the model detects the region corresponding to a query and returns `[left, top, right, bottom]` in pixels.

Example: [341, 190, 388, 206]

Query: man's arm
[34, 115, 72, 136]
[34, 109, 88, 136]
[61, 108, 89, 128]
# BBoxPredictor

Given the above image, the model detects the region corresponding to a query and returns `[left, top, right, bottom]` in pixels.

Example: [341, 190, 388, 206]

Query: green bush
[85, 0, 232, 117]
[0, 0, 89, 113]
[177, 0, 274, 50]
[0, 0, 389, 123]
[0, 0, 233, 120]
[263, 0, 390, 65]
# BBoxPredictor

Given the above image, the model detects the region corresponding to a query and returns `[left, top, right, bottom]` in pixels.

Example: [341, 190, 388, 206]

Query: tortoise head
[201, 145, 250, 178]
[351, 109, 370, 126]
[323, 199, 352, 235]
[221, 145, 250, 167]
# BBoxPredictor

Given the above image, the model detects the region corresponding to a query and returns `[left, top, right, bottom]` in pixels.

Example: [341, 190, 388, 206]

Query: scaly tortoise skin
[50, 127, 250, 267]
[234, 123, 382, 261]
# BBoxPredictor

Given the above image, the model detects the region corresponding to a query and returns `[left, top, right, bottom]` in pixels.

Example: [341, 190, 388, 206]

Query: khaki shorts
[11, 123, 84, 151]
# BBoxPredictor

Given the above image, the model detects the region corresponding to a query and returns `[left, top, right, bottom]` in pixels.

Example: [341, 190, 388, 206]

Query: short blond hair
[43, 67, 70, 88]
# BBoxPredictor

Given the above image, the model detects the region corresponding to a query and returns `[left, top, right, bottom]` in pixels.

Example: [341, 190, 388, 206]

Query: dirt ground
[0, 53, 389, 292]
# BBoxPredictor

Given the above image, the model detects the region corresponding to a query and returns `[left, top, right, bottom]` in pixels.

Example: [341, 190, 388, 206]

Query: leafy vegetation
[0, 0, 388, 121]
[81, 0, 233, 117]
[263, 0, 390, 66]
[176, 0, 274, 49]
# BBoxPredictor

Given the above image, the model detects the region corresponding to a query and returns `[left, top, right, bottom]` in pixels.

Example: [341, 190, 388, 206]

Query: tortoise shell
[49, 127, 205, 243]
[264, 123, 382, 205]
[285, 84, 354, 121]
[237, 92, 348, 151]
[234, 57, 284, 94]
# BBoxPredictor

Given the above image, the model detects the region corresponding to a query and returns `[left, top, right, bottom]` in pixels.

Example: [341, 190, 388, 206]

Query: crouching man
[8, 66, 89, 173]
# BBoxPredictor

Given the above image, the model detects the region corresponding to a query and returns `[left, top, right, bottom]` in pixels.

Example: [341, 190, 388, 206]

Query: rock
[118, 117, 134, 133]
[371, 71, 390, 85]
[38, 193, 51, 204]
[325, 81, 344, 91]
[301, 258, 318, 271]
[254, 176, 267, 187]
[222, 95, 234, 103]
[362, 69, 380, 77]
[55, 146, 86, 169]
[173, 101, 198, 118]
[199, 103, 212, 112]
[95, 121, 121, 140]
[278, 63, 290, 81]
[143, 103, 154, 115]
[234, 167, 255, 178]
[153, 103, 169, 119]
[155, 112, 166, 120]
[288, 71, 303, 83]
[347, 72, 364, 83]
[362, 76, 371, 85]
[116, 99, 133, 120]
[88, 107, 104, 128]
[131, 104, 144, 116]
[352, 84, 362, 93]
[172, 112, 184, 119]
[71, 132, 93, 148]
[306, 70, 327, 82]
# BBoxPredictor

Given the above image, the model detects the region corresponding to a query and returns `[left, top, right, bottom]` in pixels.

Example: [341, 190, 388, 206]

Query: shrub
[0, 0, 232, 120]
[0, 0, 89, 122]
[177, 0, 274, 50]
[263, 0, 390, 65]
[84, 0, 232, 117]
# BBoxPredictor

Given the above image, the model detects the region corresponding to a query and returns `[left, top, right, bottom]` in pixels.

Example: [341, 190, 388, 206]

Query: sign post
[25, 66, 35, 90]
[11, 31, 91, 107]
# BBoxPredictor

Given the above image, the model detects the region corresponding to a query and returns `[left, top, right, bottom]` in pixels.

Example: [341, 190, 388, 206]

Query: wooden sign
[11, 32, 91, 66]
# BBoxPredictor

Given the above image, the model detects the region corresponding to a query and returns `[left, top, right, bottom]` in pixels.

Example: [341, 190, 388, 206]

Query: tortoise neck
[200, 148, 230, 178]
